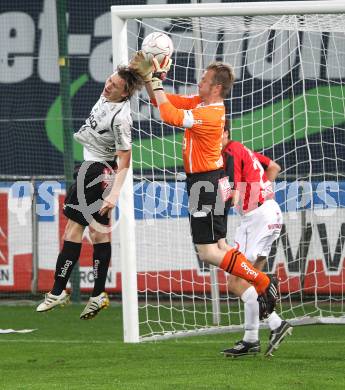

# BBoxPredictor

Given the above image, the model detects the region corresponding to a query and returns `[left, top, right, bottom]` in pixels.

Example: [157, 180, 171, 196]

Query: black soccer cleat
[222, 340, 261, 358]
[265, 320, 293, 357]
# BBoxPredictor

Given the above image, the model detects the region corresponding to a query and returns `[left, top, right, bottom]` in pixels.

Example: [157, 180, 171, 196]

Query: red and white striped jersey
[222, 141, 274, 213]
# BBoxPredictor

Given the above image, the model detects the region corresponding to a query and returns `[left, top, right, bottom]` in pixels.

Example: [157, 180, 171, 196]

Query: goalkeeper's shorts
[186, 169, 229, 244]
[63, 160, 117, 227]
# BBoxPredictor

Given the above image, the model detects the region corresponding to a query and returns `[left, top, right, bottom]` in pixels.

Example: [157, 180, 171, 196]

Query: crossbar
[112, 1, 345, 19]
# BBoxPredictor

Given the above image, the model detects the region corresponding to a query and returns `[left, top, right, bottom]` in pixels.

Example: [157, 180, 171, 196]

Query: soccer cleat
[36, 290, 70, 312]
[265, 320, 293, 357]
[80, 292, 110, 320]
[222, 340, 261, 358]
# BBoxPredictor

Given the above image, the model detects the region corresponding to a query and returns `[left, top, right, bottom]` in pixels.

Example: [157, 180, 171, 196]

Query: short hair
[206, 62, 235, 99]
[117, 65, 144, 99]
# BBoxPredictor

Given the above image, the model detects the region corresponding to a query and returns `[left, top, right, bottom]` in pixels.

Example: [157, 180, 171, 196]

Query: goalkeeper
[220, 126, 293, 357]
[130, 52, 279, 324]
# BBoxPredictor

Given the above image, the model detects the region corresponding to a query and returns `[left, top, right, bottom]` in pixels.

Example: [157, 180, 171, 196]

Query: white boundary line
[0, 339, 344, 345]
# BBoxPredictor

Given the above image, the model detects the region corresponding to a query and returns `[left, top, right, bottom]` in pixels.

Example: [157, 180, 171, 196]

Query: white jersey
[74, 96, 132, 161]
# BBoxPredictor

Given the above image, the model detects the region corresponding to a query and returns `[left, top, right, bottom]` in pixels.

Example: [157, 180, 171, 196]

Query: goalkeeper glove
[151, 56, 172, 91]
[129, 51, 152, 82]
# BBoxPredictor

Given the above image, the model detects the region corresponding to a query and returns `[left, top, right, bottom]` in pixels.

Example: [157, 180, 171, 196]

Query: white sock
[241, 286, 259, 343]
[268, 311, 282, 331]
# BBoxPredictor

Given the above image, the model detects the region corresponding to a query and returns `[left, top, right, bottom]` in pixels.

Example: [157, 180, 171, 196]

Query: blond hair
[206, 62, 235, 99]
[117, 65, 144, 99]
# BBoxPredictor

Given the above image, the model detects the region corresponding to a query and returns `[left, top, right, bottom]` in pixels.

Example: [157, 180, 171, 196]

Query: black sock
[91, 242, 111, 297]
[51, 241, 82, 295]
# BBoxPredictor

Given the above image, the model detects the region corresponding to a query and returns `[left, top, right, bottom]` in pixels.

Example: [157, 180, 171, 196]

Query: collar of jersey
[101, 95, 127, 105]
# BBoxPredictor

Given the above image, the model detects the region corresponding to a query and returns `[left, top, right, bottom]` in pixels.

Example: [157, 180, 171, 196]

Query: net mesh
[125, 13, 345, 340]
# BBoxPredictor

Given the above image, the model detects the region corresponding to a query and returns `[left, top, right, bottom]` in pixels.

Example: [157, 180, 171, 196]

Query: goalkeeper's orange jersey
[158, 94, 225, 174]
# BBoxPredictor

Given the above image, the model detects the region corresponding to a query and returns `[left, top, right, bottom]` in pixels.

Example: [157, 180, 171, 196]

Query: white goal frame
[111, 1, 345, 343]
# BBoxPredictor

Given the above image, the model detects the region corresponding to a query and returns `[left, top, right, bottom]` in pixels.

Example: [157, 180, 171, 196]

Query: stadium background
[1, 0, 344, 177]
[0, 0, 344, 295]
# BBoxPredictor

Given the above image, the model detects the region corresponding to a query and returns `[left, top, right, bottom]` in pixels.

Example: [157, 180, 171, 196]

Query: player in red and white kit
[220, 128, 293, 357]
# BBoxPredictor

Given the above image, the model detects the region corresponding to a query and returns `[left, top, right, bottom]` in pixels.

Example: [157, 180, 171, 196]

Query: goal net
[112, 1, 345, 342]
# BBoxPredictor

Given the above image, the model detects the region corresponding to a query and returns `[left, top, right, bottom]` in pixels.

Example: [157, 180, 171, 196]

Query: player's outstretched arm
[254, 151, 281, 181]
[223, 150, 242, 207]
[129, 51, 152, 82]
[132, 52, 200, 110]
[130, 52, 171, 104]
[145, 79, 156, 102]
[265, 160, 281, 181]
[149, 57, 171, 105]
[99, 150, 131, 216]
[129, 51, 154, 99]
[231, 189, 240, 207]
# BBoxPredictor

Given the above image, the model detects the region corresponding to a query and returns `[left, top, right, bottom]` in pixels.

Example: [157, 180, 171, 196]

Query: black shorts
[63, 160, 117, 226]
[186, 169, 228, 244]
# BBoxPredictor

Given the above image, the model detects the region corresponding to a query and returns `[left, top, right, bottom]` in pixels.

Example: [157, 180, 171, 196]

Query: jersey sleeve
[254, 152, 271, 169]
[112, 114, 132, 151]
[223, 152, 234, 183]
[159, 101, 222, 131]
[150, 94, 201, 109]
[223, 147, 242, 189]
[233, 155, 242, 189]
[158, 101, 194, 128]
[165, 94, 201, 109]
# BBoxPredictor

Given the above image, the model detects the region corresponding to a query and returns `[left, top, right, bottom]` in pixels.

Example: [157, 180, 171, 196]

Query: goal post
[111, 1, 345, 342]
[112, 15, 140, 343]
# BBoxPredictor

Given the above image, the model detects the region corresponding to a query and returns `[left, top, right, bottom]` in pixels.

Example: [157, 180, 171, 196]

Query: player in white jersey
[220, 128, 293, 357]
[37, 66, 143, 319]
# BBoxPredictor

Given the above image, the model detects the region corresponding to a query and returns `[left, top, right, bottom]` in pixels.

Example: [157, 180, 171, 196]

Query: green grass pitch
[1, 304, 345, 390]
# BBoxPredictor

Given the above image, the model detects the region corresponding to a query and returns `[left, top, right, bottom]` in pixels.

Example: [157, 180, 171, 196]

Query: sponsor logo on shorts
[192, 211, 208, 218]
[240, 261, 258, 278]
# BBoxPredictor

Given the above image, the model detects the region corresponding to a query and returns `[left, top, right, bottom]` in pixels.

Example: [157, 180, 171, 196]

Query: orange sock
[220, 249, 269, 294]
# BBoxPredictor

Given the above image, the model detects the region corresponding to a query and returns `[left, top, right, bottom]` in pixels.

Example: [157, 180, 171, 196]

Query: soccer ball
[141, 32, 174, 65]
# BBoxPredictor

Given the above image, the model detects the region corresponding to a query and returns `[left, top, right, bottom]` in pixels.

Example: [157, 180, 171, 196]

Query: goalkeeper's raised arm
[129, 51, 201, 110]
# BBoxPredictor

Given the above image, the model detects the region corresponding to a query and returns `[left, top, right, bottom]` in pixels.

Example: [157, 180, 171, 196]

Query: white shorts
[234, 199, 282, 263]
